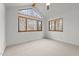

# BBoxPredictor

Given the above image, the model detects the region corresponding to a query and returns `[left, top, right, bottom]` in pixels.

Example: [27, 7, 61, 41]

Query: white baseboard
[0, 46, 6, 56]
[0, 51, 4, 56]
[48, 38, 79, 46]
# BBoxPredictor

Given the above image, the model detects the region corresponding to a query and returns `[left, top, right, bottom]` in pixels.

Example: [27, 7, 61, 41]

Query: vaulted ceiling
[5, 3, 79, 20]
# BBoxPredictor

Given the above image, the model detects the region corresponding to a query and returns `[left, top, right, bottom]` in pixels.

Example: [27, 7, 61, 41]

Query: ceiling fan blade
[47, 5, 49, 10]
[32, 3, 36, 7]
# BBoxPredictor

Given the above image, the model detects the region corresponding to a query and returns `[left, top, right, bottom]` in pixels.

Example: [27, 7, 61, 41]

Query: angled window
[18, 8, 42, 18]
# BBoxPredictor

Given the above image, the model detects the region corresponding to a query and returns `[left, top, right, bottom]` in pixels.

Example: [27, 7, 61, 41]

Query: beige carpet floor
[3, 39, 79, 56]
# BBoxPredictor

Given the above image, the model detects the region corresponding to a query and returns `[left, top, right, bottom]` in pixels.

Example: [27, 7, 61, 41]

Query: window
[18, 16, 42, 32]
[49, 18, 63, 32]
[18, 8, 42, 32]
[18, 8, 42, 18]
[18, 16, 27, 32]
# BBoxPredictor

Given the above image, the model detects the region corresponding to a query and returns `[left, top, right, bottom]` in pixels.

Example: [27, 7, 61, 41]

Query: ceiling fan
[46, 3, 50, 10]
[32, 3, 50, 10]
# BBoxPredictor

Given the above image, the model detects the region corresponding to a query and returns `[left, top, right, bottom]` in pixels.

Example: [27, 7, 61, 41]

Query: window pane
[37, 21, 42, 31]
[59, 19, 63, 31]
[51, 21, 54, 30]
[49, 21, 51, 30]
[27, 19, 37, 31]
[18, 17, 26, 31]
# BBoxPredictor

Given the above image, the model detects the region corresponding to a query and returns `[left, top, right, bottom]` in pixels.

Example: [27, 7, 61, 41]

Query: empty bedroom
[0, 3, 79, 56]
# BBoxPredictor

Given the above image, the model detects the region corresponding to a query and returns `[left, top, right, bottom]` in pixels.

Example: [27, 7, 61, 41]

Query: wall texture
[0, 4, 6, 56]
[47, 3, 79, 45]
[6, 6, 44, 46]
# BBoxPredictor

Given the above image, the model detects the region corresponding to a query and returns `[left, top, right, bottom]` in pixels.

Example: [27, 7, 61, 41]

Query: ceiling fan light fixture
[46, 3, 50, 10]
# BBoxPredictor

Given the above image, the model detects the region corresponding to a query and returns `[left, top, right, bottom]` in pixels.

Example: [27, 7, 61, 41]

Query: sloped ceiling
[5, 3, 32, 7]
[5, 3, 79, 19]
[5, 3, 47, 18]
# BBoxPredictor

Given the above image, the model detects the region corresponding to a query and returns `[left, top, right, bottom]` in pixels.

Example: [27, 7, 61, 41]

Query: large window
[18, 16, 42, 32]
[49, 18, 63, 32]
[18, 8, 42, 32]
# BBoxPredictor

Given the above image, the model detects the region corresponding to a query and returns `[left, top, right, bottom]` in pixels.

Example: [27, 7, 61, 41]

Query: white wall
[0, 4, 6, 56]
[6, 5, 44, 46]
[47, 3, 79, 45]
[6, 3, 79, 47]
[34, 3, 48, 38]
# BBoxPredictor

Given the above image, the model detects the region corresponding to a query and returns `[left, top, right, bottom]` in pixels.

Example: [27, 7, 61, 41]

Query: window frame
[18, 16, 42, 32]
[49, 18, 63, 32]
